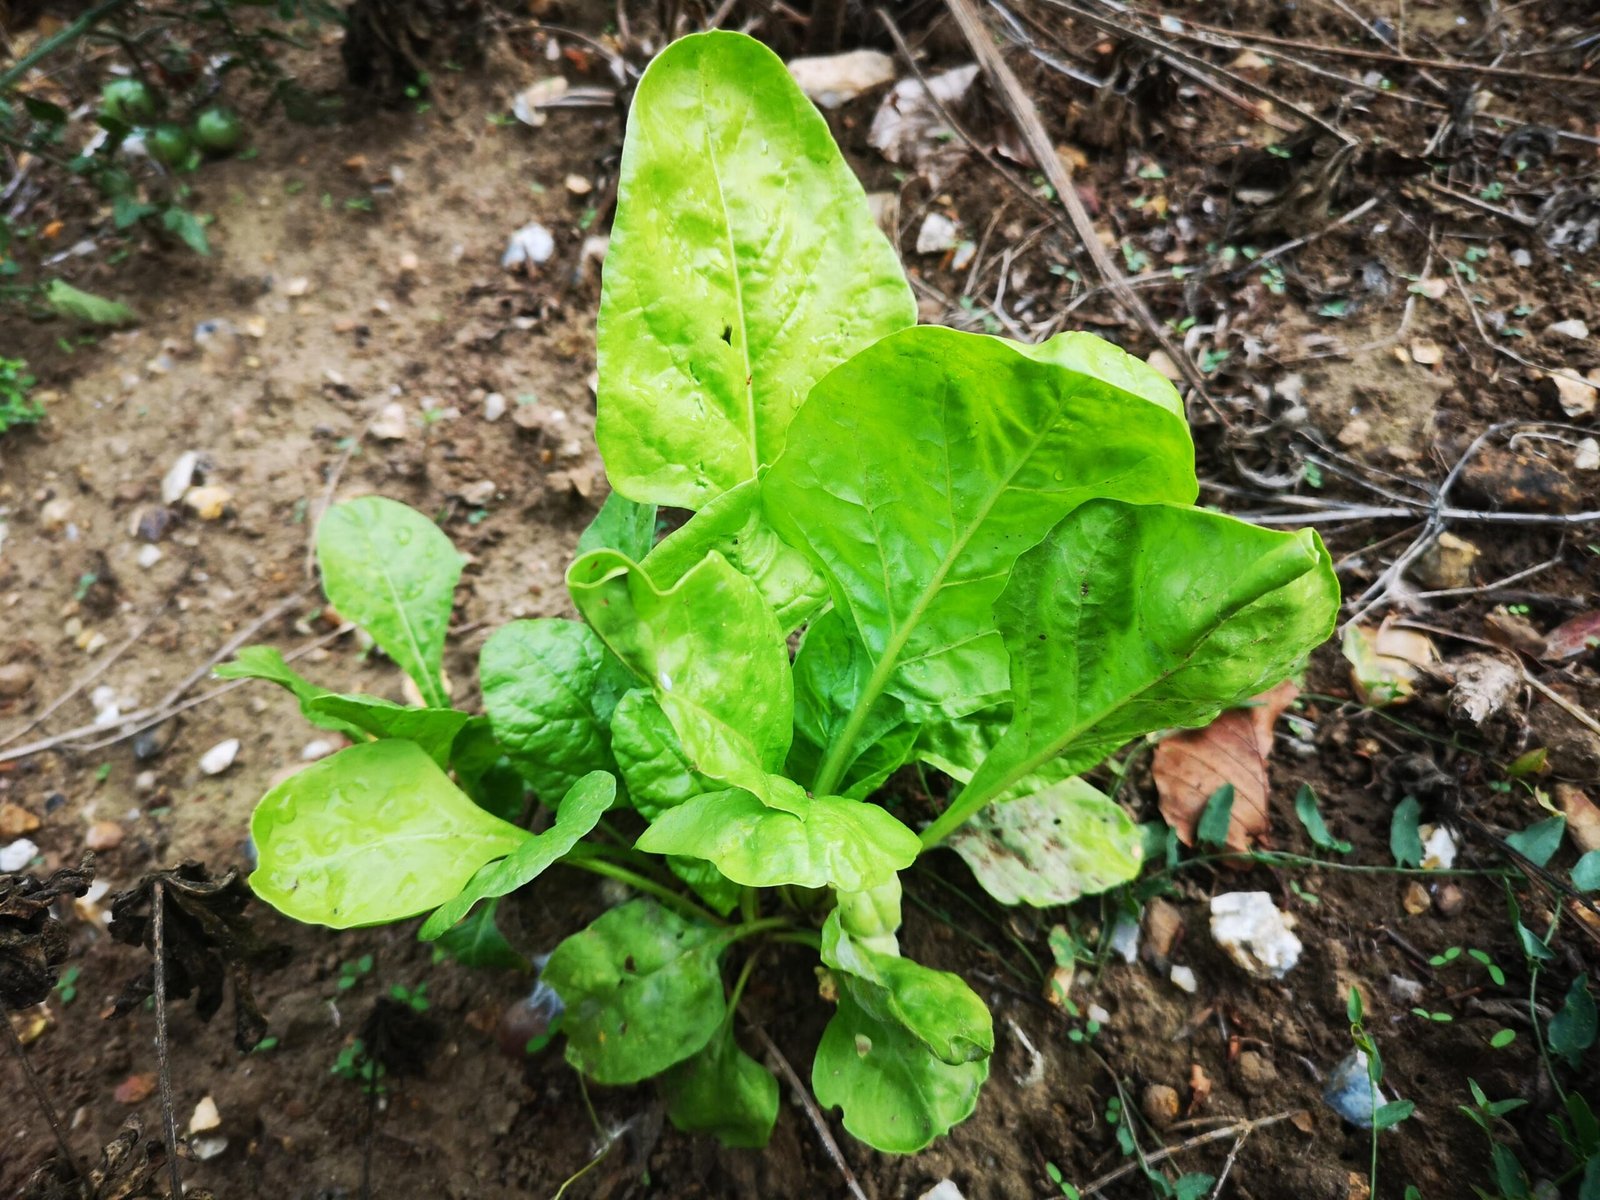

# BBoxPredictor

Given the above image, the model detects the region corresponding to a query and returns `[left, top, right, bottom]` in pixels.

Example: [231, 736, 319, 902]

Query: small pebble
[134, 770, 158, 793]
[189, 1095, 222, 1133]
[183, 485, 233, 521]
[301, 739, 337, 762]
[1235, 1049, 1278, 1096]
[1108, 914, 1140, 964]
[40, 497, 73, 532]
[1210, 891, 1302, 979]
[0, 661, 36, 697]
[483, 392, 507, 422]
[1434, 883, 1466, 917]
[918, 1183, 965, 1200]
[1, 838, 40, 871]
[0, 803, 41, 839]
[1323, 1050, 1387, 1127]
[190, 1135, 228, 1161]
[199, 738, 240, 776]
[1169, 964, 1198, 993]
[136, 544, 163, 569]
[113, 1074, 156, 1104]
[85, 821, 124, 852]
[1389, 975, 1424, 1005]
[161, 451, 199, 506]
[369, 402, 410, 442]
[1401, 882, 1430, 915]
[1087, 1003, 1111, 1026]
[1140, 1083, 1181, 1129]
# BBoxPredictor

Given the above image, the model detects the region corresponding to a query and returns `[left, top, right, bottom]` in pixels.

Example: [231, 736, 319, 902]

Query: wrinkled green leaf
[945, 777, 1142, 906]
[432, 898, 529, 972]
[303, 694, 469, 767]
[480, 619, 632, 804]
[764, 326, 1197, 794]
[943, 500, 1337, 839]
[595, 30, 915, 508]
[1505, 815, 1565, 869]
[569, 549, 791, 802]
[543, 899, 732, 1084]
[1391, 796, 1424, 868]
[1293, 784, 1351, 854]
[1551, 976, 1598, 1069]
[419, 772, 616, 939]
[821, 909, 992, 1065]
[812, 993, 987, 1154]
[636, 787, 918, 892]
[214, 645, 365, 739]
[250, 740, 527, 928]
[661, 1024, 779, 1148]
[576, 490, 659, 559]
[45, 279, 136, 326]
[316, 497, 462, 708]
[642, 479, 828, 633]
[608, 689, 714, 821]
[788, 610, 920, 801]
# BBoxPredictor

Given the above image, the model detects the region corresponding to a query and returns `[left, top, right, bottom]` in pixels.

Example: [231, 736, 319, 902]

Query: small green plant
[221, 32, 1339, 1155]
[1347, 987, 1417, 1196]
[53, 965, 80, 1005]
[0, 358, 44, 433]
[336, 954, 374, 991]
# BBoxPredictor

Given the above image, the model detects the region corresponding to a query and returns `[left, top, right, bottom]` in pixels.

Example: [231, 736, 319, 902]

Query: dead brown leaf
[1187, 1063, 1213, 1114]
[1543, 611, 1600, 661]
[1559, 784, 1600, 854]
[1153, 680, 1299, 852]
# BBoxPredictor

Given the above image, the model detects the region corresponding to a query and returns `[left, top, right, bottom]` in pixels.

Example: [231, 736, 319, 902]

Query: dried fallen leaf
[1188, 1063, 1212, 1114]
[1409, 338, 1443, 365]
[1446, 654, 1522, 725]
[1547, 370, 1598, 418]
[113, 1073, 156, 1104]
[1543, 612, 1600, 661]
[786, 50, 896, 109]
[1558, 784, 1600, 854]
[1342, 621, 1437, 706]
[1484, 606, 1547, 657]
[1153, 681, 1299, 852]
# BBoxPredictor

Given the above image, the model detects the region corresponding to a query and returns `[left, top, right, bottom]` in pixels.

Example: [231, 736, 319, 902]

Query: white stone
[1548, 318, 1590, 340]
[501, 221, 555, 269]
[1209, 891, 1302, 979]
[190, 1135, 229, 1161]
[483, 392, 507, 422]
[161, 451, 200, 505]
[135, 770, 158, 793]
[1576, 438, 1599, 472]
[189, 1095, 222, 1133]
[1169, 964, 1198, 993]
[199, 738, 240, 776]
[0, 838, 39, 871]
[1419, 823, 1457, 869]
[1087, 1003, 1111, 1025]
[137, 544, 163, 569]
[918, 1182, 966, 1200]
[916, 212, 959, 255]
[1108, 913, 1140, 964]
[302, 739, 337, 762]
[369, 402, 409, 442]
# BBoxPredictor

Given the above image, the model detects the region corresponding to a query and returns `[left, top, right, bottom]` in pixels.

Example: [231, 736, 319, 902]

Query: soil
[3, 1, 1598, 1198]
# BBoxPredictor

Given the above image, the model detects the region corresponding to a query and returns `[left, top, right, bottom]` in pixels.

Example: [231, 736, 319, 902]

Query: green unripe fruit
[99, 78, 157, 124]
[146, 122, 192, 167]
[192, 107, 245, 154]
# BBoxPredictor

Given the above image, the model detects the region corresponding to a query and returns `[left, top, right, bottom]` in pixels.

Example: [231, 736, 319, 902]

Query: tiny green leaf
[1504, 815, 1565, 869]
[543, 899, 732, 1084]
[661, 1024, 779, 1148]
[811, 993, 987, 1154]
[1575, 850, 1600, 893]
[1390, 796, 1424, 868]
[302, 694, 469, 767]
[1197, 784, 1237, 849]
[419, 772, 616, 939]
[636, 787, 919, 892]
[316, 497, 462, 708]
[576, 490, 658, 560]
[1293, 784, 1352, 853]
[250, 740, 527, 928]
[1373, 1099, 1415, 1130]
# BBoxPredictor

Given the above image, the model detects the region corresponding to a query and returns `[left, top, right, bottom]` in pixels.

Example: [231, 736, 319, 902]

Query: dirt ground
[3, 0, 1599, 1197]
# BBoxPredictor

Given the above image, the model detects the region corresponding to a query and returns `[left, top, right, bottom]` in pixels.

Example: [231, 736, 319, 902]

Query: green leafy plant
[0, 357, 44, 433]
[223, 31, 1339, 1154]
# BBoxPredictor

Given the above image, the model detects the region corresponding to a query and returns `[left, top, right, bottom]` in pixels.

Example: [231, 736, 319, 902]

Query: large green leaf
[608, 689, 714, 821]
[642, 479, 828, 633]
[479, 619, 633, 804]
[214, 646, 365, 739]
[931, 500, 1338, 843]
[576, 490, 658, 559]
[635, 787, 918, 892]
[569, 549, 792, 803]
[821, 910, 992, 1065]
[316, 497, 462, 707]
[1017, 330, 1183, 418]
[249, 740, 527, 928]
[303, 694, 469, 767]
[945, 777, 1143, 906]
[666, 856, 743, 918]
[543, 899, 732, 1084]
[812, 993, 988, 1154]
[418, 772, 616, 940]
[763, 326, 1196, 795]
[661, 1024, 779, 1148]
[595, 30, 915, 509]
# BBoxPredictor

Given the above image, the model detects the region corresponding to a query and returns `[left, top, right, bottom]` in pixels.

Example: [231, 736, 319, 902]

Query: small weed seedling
[221, 32, 1339, 1154]
[1347, 988, 1417, 1197]
[0, 357, 44, 433]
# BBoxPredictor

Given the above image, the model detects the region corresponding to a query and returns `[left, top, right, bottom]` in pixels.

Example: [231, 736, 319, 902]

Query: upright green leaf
[1550, 977, 1598, 1069]
[432, 898, 530, 972]
[214, 646, 365, 739]
[812, 993, 988, 1154]
[1391, 796, 1424, 868]
[302, 694, 469, 767]
[661, 1024, 779, 1148]
[1293, 784, 1352, 854]
[479, 619, 633, 804]
[543, 899, 732, 1084]
[608, 689, 714, 821]
[576, 490, 659, 560]
[945, 777, 1143, 906]
[569, 549, 792, 803]
[250, 740, 527, 928]
[596, 30, 915, 508]
[316, 497, 462, 707]
[636, 787, 918, 892]
[763, 326, 1197, 795]
[642, 479, 828, 633]
[820, 910, 993, 1065]
[933, 500, 1337, 842]
[419, 772, 616, 939]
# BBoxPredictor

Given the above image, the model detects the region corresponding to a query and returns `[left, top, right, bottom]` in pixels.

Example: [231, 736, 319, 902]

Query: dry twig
[748, 1022, 870, 1200]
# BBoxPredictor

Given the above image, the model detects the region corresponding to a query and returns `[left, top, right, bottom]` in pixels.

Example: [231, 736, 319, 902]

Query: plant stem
[562, 853, 726, 925]
[0, 997, 95, 1195]
[153, 882, 186, 1200]
[0, 0, 137, 91]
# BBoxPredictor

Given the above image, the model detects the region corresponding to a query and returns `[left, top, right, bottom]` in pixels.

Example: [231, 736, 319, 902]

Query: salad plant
[225, 31, 1339, 1154]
